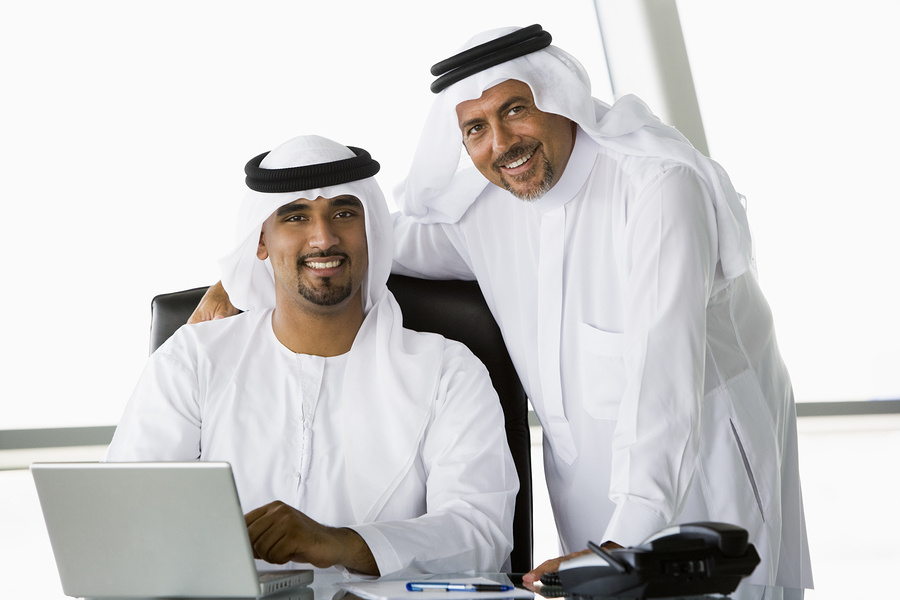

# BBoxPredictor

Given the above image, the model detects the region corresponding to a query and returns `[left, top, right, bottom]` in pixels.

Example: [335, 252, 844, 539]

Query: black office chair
[149, 274, 534, 572]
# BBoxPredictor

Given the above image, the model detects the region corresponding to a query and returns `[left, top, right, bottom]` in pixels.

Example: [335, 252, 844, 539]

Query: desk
[17, 569, 801, 600]
[255, 572, 798, 600]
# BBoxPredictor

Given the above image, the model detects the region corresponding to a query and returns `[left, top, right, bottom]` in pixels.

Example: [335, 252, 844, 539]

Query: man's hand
[187, 281, 239, 324]
[244, 501, 379, 576]
[522, 541, 623, 586]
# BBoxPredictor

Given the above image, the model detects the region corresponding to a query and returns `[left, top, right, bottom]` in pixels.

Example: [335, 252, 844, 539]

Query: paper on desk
[338, 577, 533, 600]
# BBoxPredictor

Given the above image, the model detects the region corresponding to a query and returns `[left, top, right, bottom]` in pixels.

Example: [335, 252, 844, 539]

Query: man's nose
[308, 218, 340, 250]
[492, 123, 520, 154]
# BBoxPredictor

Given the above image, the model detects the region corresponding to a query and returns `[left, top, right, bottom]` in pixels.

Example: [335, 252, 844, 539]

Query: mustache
[493, 142, 539, 170]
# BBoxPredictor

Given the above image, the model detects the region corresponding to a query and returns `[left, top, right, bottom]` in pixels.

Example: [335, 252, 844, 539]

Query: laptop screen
[31, 462, 310, 598]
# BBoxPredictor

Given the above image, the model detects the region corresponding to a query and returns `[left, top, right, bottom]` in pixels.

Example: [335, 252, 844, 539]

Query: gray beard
[501, 156, 554, 202]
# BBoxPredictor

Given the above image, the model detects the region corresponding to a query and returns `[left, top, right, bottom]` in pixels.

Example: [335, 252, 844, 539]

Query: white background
[1, 1, 898, 430]
[2, 3, 899, 598]
[677, 0, 900, 404]
[0, 0, 610, 429]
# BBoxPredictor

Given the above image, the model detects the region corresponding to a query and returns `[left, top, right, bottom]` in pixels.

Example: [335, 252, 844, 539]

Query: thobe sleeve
[104, 340, 202, 462]
[391, 212, 477, 280]
[349, 343, 518, 576]
[603, 166, 718, 546]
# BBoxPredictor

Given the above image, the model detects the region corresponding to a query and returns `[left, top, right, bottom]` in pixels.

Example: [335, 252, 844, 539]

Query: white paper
[338, 577, 533, 600]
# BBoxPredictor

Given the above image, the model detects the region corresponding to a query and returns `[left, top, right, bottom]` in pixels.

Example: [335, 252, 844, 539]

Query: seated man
[104, 135, 518, 578]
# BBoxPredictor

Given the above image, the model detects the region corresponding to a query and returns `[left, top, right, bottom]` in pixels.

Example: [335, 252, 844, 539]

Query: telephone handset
[545, 522, 760, 599]
[641, 521, 750, 556]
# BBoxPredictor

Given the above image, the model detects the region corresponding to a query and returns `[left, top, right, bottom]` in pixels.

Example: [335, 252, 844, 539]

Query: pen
[406, 582, 514, 592]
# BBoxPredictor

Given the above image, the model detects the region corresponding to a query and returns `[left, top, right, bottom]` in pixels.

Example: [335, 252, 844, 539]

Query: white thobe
[392, 128, 812, 588]
[105, 308, 517, 578]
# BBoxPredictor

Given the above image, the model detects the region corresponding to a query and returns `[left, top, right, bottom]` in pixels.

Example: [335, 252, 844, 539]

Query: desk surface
[21, 569, 802, 600]
[256, 572, 797, 600]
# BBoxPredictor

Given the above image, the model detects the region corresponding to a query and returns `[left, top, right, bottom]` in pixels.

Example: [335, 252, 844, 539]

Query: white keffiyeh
[394, 25, 752, 281]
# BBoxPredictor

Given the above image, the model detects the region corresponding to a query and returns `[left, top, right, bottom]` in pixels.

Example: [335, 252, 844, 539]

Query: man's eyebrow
[276, 202, 311, 217]
[459, 114, 485, 133]
[459, 95, 532, 133]
[497, 95, 531, 115]
[275, 196, 363, 217]
[329, 196, 363, 210]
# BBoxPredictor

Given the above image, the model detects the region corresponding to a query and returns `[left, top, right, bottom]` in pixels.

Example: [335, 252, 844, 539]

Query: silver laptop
[31, 461, 313, 598]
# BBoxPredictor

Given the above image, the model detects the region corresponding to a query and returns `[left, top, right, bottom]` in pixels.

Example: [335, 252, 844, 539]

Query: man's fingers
[251, 527, 293, 565]
[187, 302, 238, 324]
[601, 540, 623, 550]
[242, 501, 358, 569]
[244, 501, 304, 565]
[522, 549, 592, 583]
[244, 504, 272, 527]
[262, 534, 302, 565]
[187, 281, 239, 324]
[245, 501, 285, 548]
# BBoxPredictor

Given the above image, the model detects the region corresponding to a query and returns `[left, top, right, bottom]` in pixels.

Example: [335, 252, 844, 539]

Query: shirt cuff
[348, 523, 402, 578]
[602, 500, 668, 547]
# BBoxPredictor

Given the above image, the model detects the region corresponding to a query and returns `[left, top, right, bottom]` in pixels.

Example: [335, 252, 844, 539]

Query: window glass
[677, 0, 900, 402]
[0, 1, 609, 429]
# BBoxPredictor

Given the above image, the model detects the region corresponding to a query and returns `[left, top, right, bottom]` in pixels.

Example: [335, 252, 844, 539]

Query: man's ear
[256, 229, 268, 260]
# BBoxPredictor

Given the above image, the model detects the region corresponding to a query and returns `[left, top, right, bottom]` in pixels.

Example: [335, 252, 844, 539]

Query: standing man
[191, 26, 812, 591]
[107, 135, 518, 577]
[390, 24, 811, 591]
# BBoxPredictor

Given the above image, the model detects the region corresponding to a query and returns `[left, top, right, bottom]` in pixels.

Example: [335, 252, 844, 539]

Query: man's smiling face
[456, 79, 576, 201]
[257, 195, 368, 313]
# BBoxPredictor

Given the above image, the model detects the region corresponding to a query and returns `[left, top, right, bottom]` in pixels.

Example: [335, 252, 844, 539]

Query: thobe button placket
[298, 420, 313, 487]
[296, 355, 323, 491]
[536, 206, 577, 464]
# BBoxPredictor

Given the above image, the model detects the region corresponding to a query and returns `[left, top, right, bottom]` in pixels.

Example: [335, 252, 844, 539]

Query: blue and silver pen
[406, 582, 514, 592]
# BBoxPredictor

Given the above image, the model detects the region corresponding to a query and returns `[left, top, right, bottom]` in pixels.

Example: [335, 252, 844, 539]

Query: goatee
[501, 155, 554, 202]
[295, 252, 353, 306]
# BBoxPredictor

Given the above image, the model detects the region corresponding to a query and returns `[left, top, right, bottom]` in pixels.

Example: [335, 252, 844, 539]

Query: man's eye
[467, 124, 484, 137]
[335, 211, 354, 219]
[508, 106, 524, 116]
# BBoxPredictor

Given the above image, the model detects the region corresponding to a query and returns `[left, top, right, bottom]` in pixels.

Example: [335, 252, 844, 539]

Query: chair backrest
[149, 274, 533, 572]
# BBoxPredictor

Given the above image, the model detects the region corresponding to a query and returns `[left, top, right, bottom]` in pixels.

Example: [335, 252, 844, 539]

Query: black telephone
[543, 522, 760, 599]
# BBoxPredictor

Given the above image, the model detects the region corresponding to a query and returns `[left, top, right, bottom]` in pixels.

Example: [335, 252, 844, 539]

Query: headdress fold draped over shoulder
[394, 25, 753, 281]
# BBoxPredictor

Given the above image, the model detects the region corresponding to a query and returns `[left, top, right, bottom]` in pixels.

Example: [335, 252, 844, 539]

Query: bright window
[0, 1, 608, 429]
[4, 1, 896, 433]
[677, 0, 900, 402]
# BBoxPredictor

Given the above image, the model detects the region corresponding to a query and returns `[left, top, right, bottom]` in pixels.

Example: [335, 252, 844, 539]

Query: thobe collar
[531, 127, 599, 215]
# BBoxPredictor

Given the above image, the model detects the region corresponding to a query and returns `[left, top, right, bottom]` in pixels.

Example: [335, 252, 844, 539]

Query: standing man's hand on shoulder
[187, 281, 240, 324]
[245, 501, 380, 576]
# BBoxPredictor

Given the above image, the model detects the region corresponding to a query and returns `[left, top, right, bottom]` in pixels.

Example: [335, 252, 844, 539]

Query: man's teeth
[307, 260, 342, 269]
[504, 152, 533, 169]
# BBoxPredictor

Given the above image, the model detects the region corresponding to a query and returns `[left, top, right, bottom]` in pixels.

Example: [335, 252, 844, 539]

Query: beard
[298, 278, 353, 306]
[494, 143, 555, 202]
[295, 252, 354, 306]
[500, 155, 554, 202]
